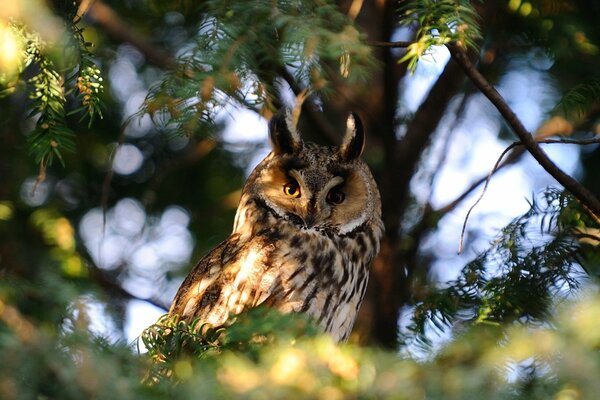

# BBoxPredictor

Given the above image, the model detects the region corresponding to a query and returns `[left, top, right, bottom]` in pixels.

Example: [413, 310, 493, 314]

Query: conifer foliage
[0, 1, 599, 399]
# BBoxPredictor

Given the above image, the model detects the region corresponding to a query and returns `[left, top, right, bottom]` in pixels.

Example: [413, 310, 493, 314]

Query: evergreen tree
[0, 0, 599, 398]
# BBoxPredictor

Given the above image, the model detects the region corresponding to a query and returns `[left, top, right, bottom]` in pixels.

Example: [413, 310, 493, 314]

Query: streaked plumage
[169, 110, 384, 342]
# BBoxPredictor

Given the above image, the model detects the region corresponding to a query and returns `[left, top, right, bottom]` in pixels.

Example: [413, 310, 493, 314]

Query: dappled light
[79, 200, 193, 305]
[1, 0, 599, 398]
[20, 177, 50, 206]
[0, 23, 23, 77]
[112, 144, 145, 175]
[130, 293, 600, 397]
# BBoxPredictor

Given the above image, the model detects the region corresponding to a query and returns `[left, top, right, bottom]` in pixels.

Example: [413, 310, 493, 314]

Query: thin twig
[533, 137, 600, 145]
[458, 143, 518, 253]
[437, 135, 599, 217]
[143, 138, 218, 208]
[101, 119, 131, 227]
[438, 147, 524, 216]
[426, 92, 471, 205]
[31, 156, 48, 195]
[448, 43, 600, 218]
[458, 137, 600, 253]
[87, 0, 175, 69]
[367, 40, 413, 48]
[90, 265, 169, 311]
[383, 53, 469, 239]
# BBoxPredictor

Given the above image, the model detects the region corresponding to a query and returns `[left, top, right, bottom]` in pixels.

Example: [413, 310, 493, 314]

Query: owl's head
[236, 110, 381, 236]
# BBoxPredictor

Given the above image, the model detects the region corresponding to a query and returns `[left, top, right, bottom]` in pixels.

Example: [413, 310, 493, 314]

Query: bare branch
[90, 264, 169, 311]
[384, 56, 468, 239]
[533, 137, 600, 145]
[437, 148, 523, 216]
[426, 92, 471, 205]
[448, 44, 600, 218]
[142, 138, 218, 208]
[457, 142, 518, 253]
[87, 0, 175, 69]
[367, 40, 412, 48]
[458, 137, 600, 253]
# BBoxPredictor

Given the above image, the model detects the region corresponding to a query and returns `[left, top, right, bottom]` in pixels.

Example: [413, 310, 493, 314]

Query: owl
[169, 110, 384, 342]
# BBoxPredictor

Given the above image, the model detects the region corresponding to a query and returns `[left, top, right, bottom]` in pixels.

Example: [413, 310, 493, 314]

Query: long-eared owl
[169, 110, 384, 342]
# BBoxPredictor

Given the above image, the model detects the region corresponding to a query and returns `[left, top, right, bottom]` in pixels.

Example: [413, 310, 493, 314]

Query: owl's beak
[290, 213, 317, 229]
[289, 204, 319, 229]
[304, 213, 316, 229]
[302, 202, 321, 229]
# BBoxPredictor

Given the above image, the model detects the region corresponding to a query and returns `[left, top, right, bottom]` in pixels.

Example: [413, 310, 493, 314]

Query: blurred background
[0, 0, 599, 352]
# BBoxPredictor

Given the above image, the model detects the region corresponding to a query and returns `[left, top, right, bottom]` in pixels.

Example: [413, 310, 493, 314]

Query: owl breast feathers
[169, 110, 384, 342]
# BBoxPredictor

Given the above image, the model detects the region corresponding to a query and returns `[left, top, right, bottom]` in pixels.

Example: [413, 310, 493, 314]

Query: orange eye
[283, 182, 301, 198]
[326, 188, 345, 204]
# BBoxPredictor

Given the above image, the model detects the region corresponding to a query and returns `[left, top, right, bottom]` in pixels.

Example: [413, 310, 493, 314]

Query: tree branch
[367, 40, 412, 48]
[426, 92, 471, 205]
[87, 0, 175, 69]
[447, 44, 600, 218]
[384, 55, 468, 239]
[458, 137, 600, 252]
[437, 149, 521, 215]
[90, 265, 169, 311]
[533, 138, 600, 145]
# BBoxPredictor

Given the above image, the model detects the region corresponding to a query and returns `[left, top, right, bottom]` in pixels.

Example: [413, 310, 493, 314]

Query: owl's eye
[326, 188, 345, 205]
[283, 181, 301, 198]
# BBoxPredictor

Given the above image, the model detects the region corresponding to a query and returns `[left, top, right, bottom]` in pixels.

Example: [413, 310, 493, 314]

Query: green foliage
[141, 314, 224, 382]
[26, 52, 75, 168]
[5, 296, 600, 399]
[556, 78, 600, 118]
[145, 301, 600, 398]
[1, 9, 103, 170]
[68, 19, 104, 127]
[0, 301, 158, 400]
[399, 0, 481, 71]
[405, 189, 599, 350]
[142, 307, 319, 383]
[29, 207, 87, 278]
[143, 0, 375, 136]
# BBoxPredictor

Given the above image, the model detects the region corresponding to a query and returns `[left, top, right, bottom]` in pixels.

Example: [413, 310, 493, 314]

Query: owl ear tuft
[268, 109, 302, 154]
[340, 112, 364, 161]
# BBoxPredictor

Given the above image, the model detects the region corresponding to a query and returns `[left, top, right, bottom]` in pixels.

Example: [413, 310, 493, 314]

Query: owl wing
[169, 234, 268, 326]
[168, 233, 243, 325]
